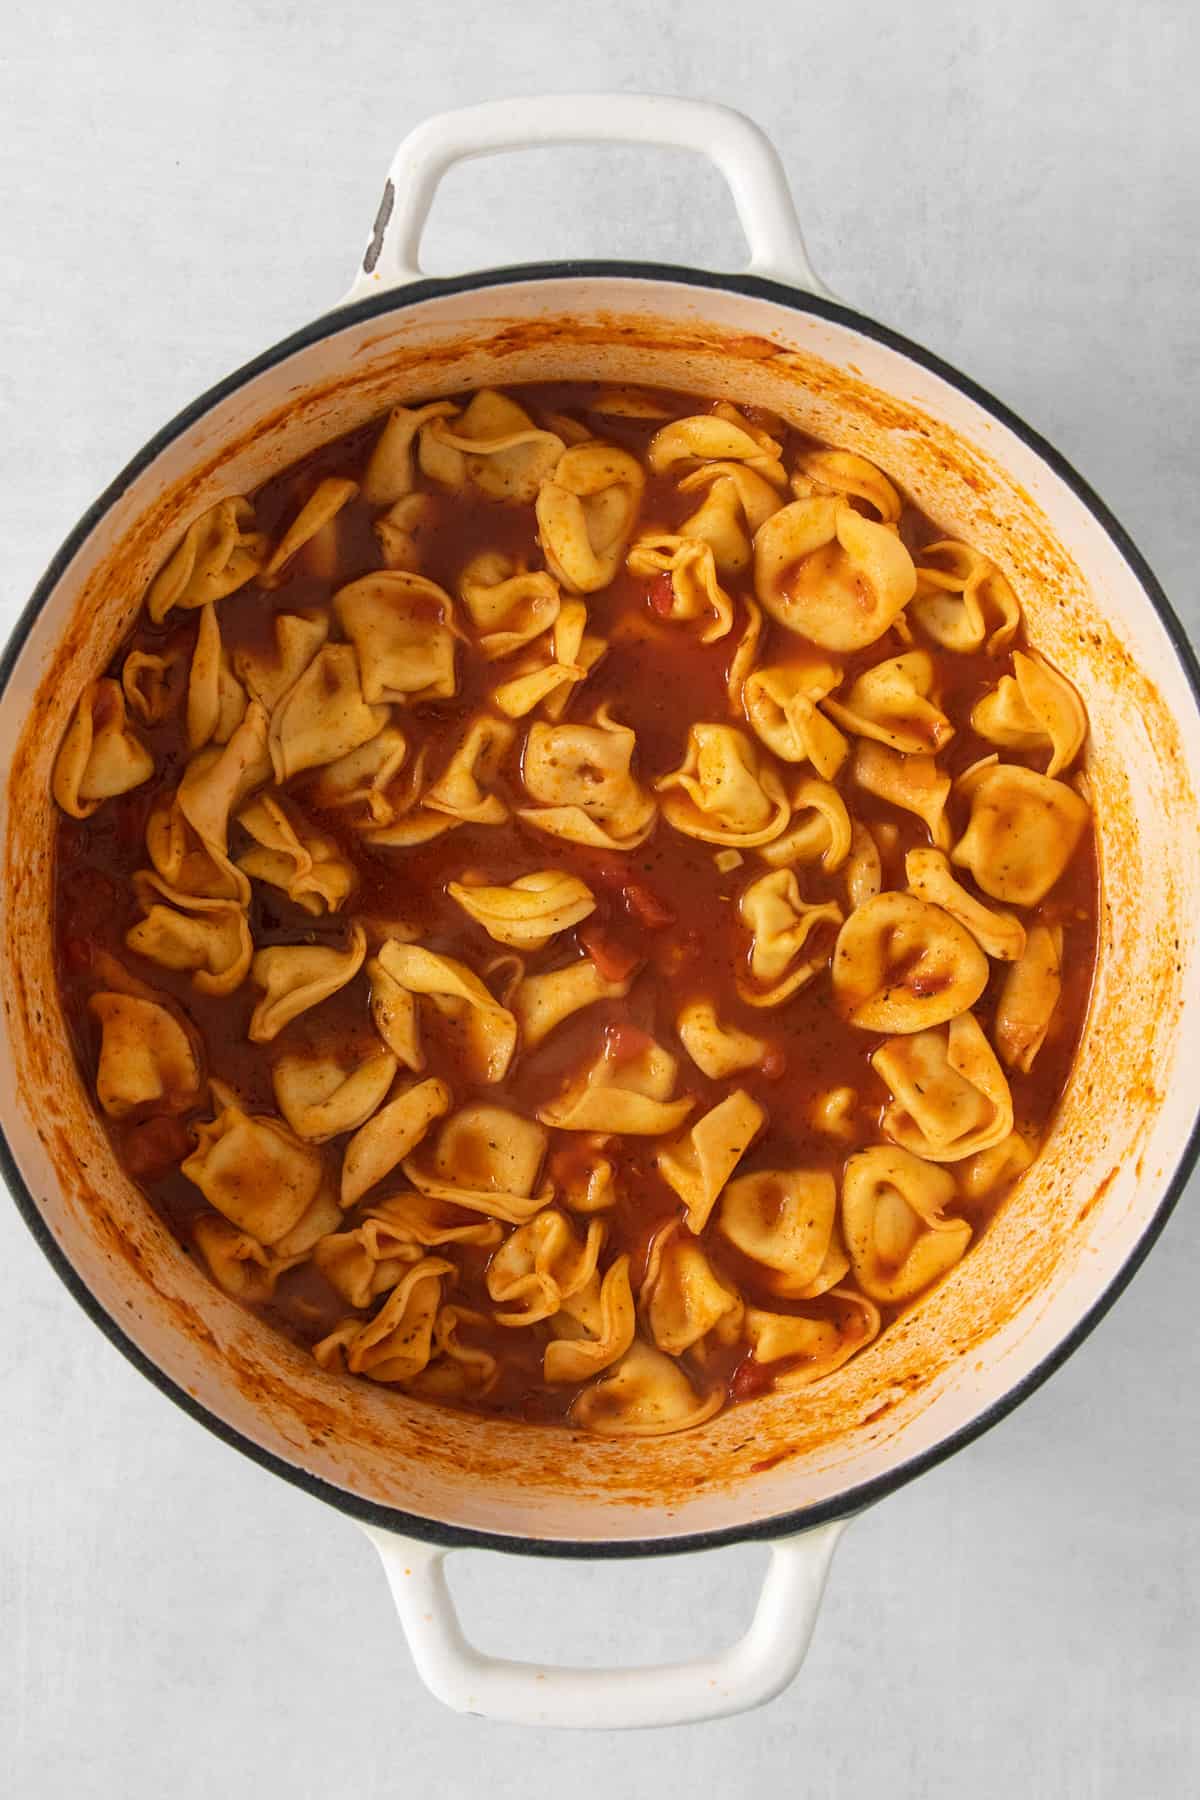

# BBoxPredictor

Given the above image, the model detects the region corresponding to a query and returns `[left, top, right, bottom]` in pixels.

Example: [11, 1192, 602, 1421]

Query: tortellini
[271, 1048, 398, 1142]
[822, 651, 954, 755]
[404, 1103, 553, 1225]
[743, 1291, 882, 1390]
[55, 378, 1099, 1440]
[676, 459, 783, 549]
[126, 873, 253, 996]
[647, 406, 786, 487]
[844, 822, 883, 909]
[539, 1036, 695, 1135]
[362, 400, 458, 505]
[122, 647, 183, 727]
[853, 740, 952, 848]
[486, 1210, 604, 1326]
[374, 492, 438, 573]
[520, 706, 657, 848]
[910, 541, 1020, 654]
[420, 389, 564, 502]
[261, 478, 359, 586]
[506, 955, 632, 1050]
[657, 724, 790, 847]
[842, 1146, 971, 1303]
[89, 991, 203, 1118]
[409, 1306, 500, 1401]
[314, 1258, 452, 1383]
[676, 1000, 765, 1079]
[738, 870, 843, 1005]
[960, 1130, 1037, 1202]
[545, 1257, 637, 1384]
[994, 924, 1063, 1071]
[952, 760, 1090, 905]
[790, 448, 901, 524]
[905, 847, 1025, 962]
[236, 793, 355, 915]
[753, 497, 916, 650]
[314, 1192, 502, 1309]
[971, 651, 1086, 777]
[872, 1012, 1014, 1162]
[248, 924, 367, 1042]
[743, 659, 848, 778]
[756, 776, 851, 872]
[146, 497, 267, 623]
[568, 1341, 722, 1436]
[447, 870, 595, 948]
[182, 1102, 330, 1246]
[304, 725, 410, 825]
[366, 714, 515, 845]
[267, 645, 388, 782]
[831, 892, 989, 1032]
[655, 1090, 766, 1232]
[536, 443, 645, 592]
[490, 598, 605, 720]
[368, 940, 517, 1084]
[673, 474, 753, 574]
[53, 679, 154, 819]
[676, 461, 784, 574]
[194, 1214, 303, 1305]
[175, 702, 272, 863]
[458, 552, 561, 659]
[333, 573, 459, 706]
[187, 605, 248, 750]
[642, 1223, 742, 1355]
[719, 1168, 849, 1298]
[233, 611, 328, 713]
[341, 1076, 452, 1208]
[626, 534, 734, 641]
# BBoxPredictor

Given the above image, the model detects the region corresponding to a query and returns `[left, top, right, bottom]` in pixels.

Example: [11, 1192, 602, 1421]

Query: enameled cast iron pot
[4, 96, 1199, 1730]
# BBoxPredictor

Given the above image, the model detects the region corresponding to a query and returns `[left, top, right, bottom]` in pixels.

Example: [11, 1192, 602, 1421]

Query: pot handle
[346, 94, 831, 302]
[362, 1516, 846, 1729]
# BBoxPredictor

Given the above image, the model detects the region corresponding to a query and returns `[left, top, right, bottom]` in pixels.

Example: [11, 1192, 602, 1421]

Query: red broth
[53, 382, 1098, 1431]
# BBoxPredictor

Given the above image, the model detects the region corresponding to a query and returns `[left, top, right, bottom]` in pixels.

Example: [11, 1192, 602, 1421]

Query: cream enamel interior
[3, 274, 1198, 1545]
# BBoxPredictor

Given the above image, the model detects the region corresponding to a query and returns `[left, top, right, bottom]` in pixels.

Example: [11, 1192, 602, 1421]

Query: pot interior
[3, 273, 1197, 1546]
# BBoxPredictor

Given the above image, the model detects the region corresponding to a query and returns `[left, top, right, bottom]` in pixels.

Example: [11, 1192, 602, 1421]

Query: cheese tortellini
[754, 497, 916, 650]
[831, 892, 989, 1032]
[872, 1013, 1014, 1162]
[53, 679, 154, 819]
[738, 871, 843, 1006]
[841, 1147, 972, 1303]
[539, 1036, 695, 1135]
[952, 760, 1090, 905]
[520, 706, 657, 848]
[657, 724, 790, 847]
[55, 378, 1097, 1440]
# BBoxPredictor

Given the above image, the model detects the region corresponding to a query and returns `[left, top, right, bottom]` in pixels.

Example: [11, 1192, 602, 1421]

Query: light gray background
[2, 2, 1198, 1795]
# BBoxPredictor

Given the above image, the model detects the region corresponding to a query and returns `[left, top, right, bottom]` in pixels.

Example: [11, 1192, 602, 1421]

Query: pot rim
[6, 258, 1199, 1559]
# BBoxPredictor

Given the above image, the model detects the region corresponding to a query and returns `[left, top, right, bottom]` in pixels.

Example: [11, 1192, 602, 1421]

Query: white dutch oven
[3, 96, 1199, 1731]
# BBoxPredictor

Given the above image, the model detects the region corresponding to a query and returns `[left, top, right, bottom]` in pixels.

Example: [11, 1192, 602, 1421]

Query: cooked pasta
[53, 382, 1097, 1436]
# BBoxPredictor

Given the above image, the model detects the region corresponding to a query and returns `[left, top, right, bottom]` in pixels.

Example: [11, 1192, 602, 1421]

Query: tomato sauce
[52, 382, 1099, 1428]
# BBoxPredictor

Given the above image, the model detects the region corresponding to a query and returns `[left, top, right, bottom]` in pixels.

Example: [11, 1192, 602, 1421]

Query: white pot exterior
[4, 267, 1197, 1558]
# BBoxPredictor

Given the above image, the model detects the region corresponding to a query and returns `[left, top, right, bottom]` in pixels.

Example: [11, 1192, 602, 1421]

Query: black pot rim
[5, 259, 1199, 1561]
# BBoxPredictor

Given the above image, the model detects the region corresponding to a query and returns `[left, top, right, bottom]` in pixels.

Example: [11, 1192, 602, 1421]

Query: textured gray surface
[2, 2, 1198, 1794]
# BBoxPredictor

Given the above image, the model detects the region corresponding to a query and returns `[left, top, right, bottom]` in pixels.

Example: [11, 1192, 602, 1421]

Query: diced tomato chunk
[648, 572, 677, 617]
[730, 1355, 776, 1402]
[761, 1045, 788, 1080]
[577, 921, 641, 984]
[122, 1114, 192, 1180]
[603, 1020, 657, 1064]
[622, 882, 676, 929]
